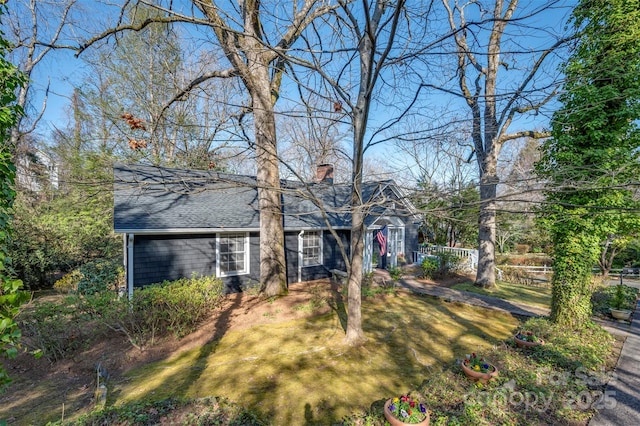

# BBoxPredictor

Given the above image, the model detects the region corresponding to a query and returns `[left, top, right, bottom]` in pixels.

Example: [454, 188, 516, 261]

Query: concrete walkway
[589, 299, 640, 425]
[396, 276, 550, 318]
[385, 273, 640, 425]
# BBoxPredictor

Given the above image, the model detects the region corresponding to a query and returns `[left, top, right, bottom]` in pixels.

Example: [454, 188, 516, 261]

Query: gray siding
[284, 230, 350, 283]
[405, 221, 420, 263]
[132, 233, 262, 293]
[299, 230, 350, 282]
[133, 234, 216, 287]
[130, 225, 404, 292]
[323, 230, 349, 272]
[284, 232, 299, 284]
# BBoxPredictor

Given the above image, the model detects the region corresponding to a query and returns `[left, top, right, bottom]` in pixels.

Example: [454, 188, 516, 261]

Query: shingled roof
[113, 163, 408, 233]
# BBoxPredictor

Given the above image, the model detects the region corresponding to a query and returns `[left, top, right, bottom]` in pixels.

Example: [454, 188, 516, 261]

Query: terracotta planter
[461, 361, 499, 384]
[514, 335, 544, 348]
[610, 308, 632, 321]
[384, 399, 430, 426]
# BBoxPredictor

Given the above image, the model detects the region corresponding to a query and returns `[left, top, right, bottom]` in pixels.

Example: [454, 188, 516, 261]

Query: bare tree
[433, 0, 573, 287]
[286, 0, 419, 344]
[3, 0, 78, 157]
[79, 0, 337, 297]
[73, 10, 241, 170]
[278, 95, 350, 182]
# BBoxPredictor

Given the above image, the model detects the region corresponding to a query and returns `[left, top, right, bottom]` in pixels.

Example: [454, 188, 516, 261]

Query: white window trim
[216, 232, 250, 277]
[301, 230, 323, 267]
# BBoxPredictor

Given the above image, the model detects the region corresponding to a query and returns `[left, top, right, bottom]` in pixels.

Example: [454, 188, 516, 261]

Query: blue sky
[9, 0, 577, 184]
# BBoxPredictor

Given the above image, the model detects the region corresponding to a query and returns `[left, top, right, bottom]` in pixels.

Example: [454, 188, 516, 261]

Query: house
[113, 163, 421, 295]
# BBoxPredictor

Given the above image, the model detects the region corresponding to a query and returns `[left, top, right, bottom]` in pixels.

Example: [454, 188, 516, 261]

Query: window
[218, 233, 249, 276]
[390, 227, 404, 256]
[302, 231, 322, 266]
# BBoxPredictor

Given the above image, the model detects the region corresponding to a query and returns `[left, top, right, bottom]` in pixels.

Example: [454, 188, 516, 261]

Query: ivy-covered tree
[0, 3, 30, 390]
[537, 0, 640, 328]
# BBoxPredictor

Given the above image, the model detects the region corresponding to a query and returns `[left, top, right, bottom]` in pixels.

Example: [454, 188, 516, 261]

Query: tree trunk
[345, 96, 367, 345]
[253, 85, 287, 297]
[598, 242, 618, 279]
[345, 204, 366, 345]
[550, 234, 595, 328]
[475, 173, 498, 288]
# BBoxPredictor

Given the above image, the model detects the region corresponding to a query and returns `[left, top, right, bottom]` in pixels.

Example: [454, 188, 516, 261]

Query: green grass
[344, 317, 617, 425]
[452, 281, 552, 309]
[107, 294, 518, 425]
[5, 286, 618, 425]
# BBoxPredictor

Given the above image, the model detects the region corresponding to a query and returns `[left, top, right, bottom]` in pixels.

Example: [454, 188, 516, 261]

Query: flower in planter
[386, 395, 428, 424]
[463, 353, 494, 373]
[515, 330, 541, 343]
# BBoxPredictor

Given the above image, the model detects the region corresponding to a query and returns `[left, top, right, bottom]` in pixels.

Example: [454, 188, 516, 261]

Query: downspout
[127, 234, 135, 300]
[121, 234, 127, 298]
[297, 230, 304, 283]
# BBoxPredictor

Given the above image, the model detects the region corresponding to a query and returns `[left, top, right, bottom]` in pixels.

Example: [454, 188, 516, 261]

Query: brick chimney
[316, 164, 334, 184]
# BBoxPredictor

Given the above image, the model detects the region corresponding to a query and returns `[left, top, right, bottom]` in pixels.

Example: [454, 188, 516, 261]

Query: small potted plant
[609, 284, 633, 321]
[461, 353, 499, 383]
[514, 330, 544, 348]
[384, 395, 430, 426]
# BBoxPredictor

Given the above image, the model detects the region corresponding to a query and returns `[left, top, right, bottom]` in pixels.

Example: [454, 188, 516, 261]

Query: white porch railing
[414, 245, 478, 270]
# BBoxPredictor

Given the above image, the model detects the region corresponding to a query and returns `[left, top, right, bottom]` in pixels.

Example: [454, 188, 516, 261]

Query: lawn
[452, 281, 552, 310]
[3, 283, 617, 425]
[110, 292, 518, 425]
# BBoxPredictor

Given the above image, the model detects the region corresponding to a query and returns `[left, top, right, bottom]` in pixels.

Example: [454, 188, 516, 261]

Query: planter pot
[384, 399, 430, 426]
[461, 361, 499, 384]
[514, 335, 544, 348]
[610, 308, 632, 321]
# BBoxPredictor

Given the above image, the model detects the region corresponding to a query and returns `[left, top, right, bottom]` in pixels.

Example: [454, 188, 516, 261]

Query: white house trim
[215, 232, 250, 277]
[297, 230, 304, 283]
[126, 233, 135, 299]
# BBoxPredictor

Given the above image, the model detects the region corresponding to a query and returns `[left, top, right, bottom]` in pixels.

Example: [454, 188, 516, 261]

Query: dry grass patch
[111, 292, 518, 425]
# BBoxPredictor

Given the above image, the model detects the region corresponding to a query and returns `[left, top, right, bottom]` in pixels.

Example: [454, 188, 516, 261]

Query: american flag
[376, 225, 388, 256]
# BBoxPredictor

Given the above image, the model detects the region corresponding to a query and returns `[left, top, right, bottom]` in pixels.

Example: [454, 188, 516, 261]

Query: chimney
[316, 164, 334, 184]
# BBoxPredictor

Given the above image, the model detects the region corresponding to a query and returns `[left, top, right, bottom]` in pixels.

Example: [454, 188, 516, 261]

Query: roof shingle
[114, 163, 401, 233]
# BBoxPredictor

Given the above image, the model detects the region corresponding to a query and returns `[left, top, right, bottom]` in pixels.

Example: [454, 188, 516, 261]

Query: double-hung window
[302, 231, 322, 266]
[218, 233, 249, 276]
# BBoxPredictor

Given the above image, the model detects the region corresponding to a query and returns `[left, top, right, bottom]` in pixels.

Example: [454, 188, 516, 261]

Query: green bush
[76, 258, 124, 295]
[436, 252, 461, 274]
[421, 253, 461, 279]
[10, 187, 122, 290]
[53, 269, 83, 293]
[500, 267, 535, 286]
[52, 258, 124, 295]
[81, 274, 225, 347]
[591, 284, 638, 316]
[18, 298, 97, 362]
[19, 275, 225, 360]
[420, 256, 439, 278]
[387, 265, 402, 280]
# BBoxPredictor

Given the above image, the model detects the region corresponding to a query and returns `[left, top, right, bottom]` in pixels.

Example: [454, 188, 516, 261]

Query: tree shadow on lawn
[107, 291, 246, 407]
[109, 290, 520, 425]
[327, 278, 348, 332]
